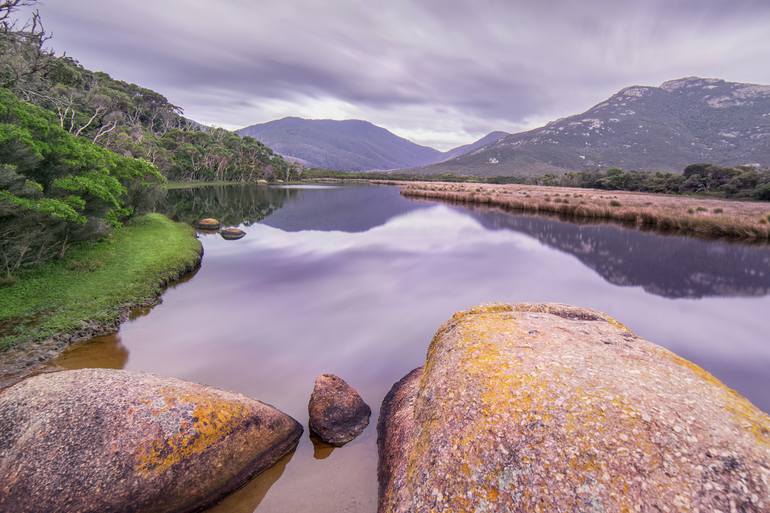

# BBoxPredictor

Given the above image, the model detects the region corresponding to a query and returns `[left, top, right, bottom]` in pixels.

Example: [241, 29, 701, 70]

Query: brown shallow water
[53, 183, 770, 512]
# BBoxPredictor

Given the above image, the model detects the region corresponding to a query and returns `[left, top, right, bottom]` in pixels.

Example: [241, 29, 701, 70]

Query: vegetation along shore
[395, 181, 770, 241]
[0, 214, 201, 386]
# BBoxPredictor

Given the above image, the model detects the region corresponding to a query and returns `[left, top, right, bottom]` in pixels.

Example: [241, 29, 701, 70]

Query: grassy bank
[395, 181, 770, 241]
[0, 214, 201, 352]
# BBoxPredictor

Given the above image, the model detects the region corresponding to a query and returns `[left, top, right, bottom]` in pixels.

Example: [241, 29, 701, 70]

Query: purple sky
[30, 0, 770, 150]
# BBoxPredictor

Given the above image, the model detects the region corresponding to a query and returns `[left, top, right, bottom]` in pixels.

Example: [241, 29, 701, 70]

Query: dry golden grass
[383, 181, 770, 241]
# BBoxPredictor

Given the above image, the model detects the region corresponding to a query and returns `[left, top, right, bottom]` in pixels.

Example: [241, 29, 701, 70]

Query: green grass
[0, 214, 201, 351]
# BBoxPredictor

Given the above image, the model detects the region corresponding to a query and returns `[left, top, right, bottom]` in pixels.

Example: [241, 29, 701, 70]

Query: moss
[0, 214, 201, 351]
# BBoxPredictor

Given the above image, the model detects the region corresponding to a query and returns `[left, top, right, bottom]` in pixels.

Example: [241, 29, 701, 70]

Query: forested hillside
[0, 1, 292, 183]
[0, 0, 295, 280]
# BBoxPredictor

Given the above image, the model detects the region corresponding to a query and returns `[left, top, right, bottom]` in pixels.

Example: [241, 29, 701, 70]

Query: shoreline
[0, 214, 203, 389]
[390, 181, 770, 242]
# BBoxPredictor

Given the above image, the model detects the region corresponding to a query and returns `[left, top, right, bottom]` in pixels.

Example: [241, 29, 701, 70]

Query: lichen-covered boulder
[0, 368, 302, 513]
[196, 218, 220, 230]
[309, 373, 371, 446]
[378, 303, 770, 513]
[220, 227, 246, 240]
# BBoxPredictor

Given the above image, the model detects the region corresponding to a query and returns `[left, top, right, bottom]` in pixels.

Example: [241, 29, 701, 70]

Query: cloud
[33, 0, 770, 149]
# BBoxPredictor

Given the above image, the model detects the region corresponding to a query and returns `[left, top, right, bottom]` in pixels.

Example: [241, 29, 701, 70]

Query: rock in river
[220, 227, 246, 240]
[0, 368, 302, 513]
[378, 303, 770, 513]
[309, 373, 371, 446]
[196, 217, 220, 230]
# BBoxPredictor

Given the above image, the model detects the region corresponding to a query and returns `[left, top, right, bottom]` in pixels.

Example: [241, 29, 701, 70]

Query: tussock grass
[0, 214, 201, 351]
[396, 181, 770, 241]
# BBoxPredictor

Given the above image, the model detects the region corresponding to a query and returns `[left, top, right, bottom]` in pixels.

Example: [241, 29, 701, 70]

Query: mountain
[441, 131, 509, 161]
[418, 77, 770, 176]
[237, 117, 444, 171]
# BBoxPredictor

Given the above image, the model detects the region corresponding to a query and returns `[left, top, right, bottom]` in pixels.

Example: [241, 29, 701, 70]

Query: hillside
[418, 77, 770, 176]
[441, 131, 509, 161]
[237, 117, 443, 171]
[0, 13, 290, 183]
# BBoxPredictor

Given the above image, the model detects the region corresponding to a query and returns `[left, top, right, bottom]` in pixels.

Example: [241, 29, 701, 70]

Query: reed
[389, 181, 770, 241]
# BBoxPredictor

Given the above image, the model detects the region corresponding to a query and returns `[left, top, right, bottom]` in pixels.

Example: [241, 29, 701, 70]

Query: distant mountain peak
[659, 76, 723, 91]
[416, 77, 770, 177]
[237, 117, 443, 171]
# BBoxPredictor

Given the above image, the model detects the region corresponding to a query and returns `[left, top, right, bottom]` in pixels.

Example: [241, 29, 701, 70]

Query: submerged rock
[308, 373, 371, 446]
[378, 303, 770, 513]
[196, 217, 221, 230]
[0, 368, 302, 513]
[220, 227, 246, 240]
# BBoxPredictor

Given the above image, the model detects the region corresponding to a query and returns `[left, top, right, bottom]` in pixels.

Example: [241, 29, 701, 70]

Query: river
[53, 183, 770, 513]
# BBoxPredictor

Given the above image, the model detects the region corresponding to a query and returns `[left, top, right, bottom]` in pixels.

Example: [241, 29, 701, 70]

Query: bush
[610, 200, 621, 207]
[713, 208, 723, 214]
[0, 88, 163, 277]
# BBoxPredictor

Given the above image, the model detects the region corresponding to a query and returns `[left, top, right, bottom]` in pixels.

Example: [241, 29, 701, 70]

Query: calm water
[54, 184, 770, 513]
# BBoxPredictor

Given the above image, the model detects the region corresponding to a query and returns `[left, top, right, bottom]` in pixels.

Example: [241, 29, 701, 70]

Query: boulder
[220, 227, 246, 240]
[0, 368, 302, 513]
[378, 303, 770, 513]
[196, 218, 220, 230]
[308, 373, 371, 446]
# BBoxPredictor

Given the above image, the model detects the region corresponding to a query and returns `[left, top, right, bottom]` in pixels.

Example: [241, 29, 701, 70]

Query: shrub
[696, 206, 707, 212]
[610, 200, 622, 207]
[713, 208, 723, 214]
[0, 88, 163, 277]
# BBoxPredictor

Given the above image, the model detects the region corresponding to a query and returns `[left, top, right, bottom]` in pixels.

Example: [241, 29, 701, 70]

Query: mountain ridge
[237, 117, 443, 171]
[237, 117, 508, 171]
[416, 77, 770, 176]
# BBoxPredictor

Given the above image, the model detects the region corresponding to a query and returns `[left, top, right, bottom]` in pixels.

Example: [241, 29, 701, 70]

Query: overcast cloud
[30, 0, 770, 149]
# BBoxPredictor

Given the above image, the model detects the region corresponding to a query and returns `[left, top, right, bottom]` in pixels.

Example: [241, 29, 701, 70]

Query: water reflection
[468, 206, 770, 299]
[53, 184, 770, 513]
[310, 435, 336, 460]
[54, 335, 129, 370]
[160, 185, 297, 226]
[206, 452, 294, 513]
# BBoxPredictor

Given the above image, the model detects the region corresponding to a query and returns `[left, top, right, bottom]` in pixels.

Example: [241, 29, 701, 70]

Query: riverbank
[0, 214, 202, 386]
[392, 181, 770, 241]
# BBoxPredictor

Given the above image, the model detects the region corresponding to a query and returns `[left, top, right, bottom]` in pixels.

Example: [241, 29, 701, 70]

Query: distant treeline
[304, 164, 770, 201]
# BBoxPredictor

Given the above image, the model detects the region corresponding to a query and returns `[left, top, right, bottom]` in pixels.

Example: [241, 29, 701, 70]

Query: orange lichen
[661, 348, 770, 446]
[134, 391, 252, 475]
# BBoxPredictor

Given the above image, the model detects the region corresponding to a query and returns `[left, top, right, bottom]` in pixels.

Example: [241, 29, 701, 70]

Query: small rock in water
[196, 217, 220, 230]
[0, 368, 302, 513]
[220, 227, 246, 240]
[308, 373, 371, 446]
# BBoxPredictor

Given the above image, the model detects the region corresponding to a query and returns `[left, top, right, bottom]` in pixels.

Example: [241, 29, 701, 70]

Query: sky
[27, 0, 770, 150]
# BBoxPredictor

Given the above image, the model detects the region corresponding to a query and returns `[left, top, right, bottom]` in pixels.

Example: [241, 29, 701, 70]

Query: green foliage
[0, 13, 291, 184]
[0, 88, 163, 276]
[0, 214, 200, 350]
